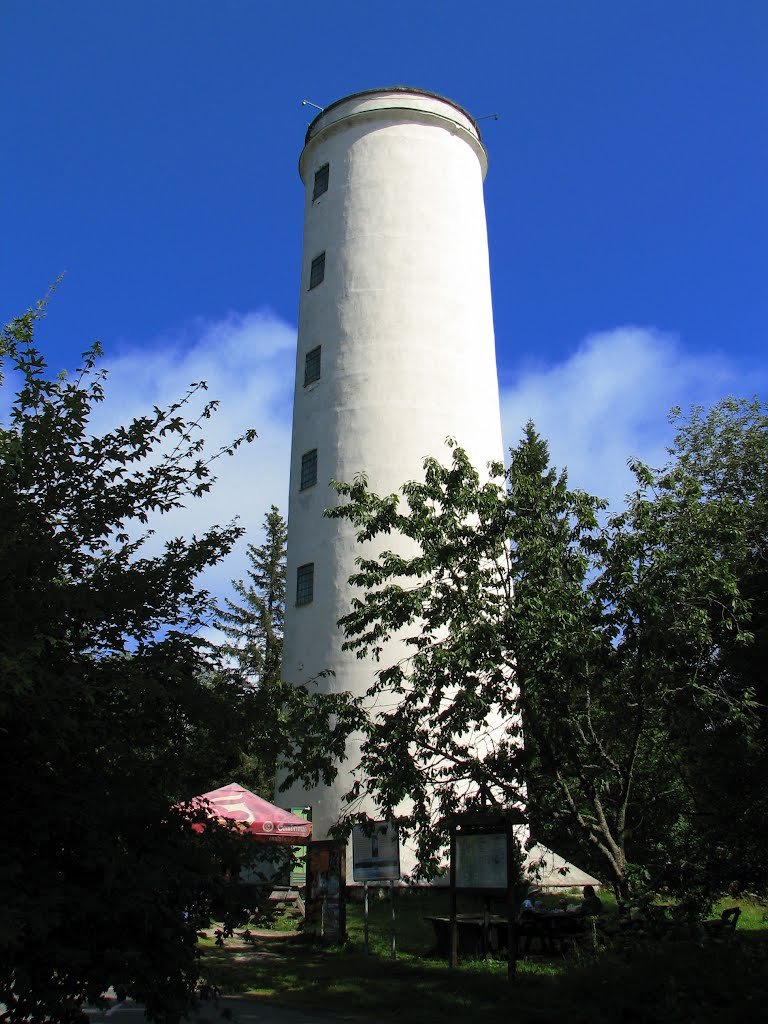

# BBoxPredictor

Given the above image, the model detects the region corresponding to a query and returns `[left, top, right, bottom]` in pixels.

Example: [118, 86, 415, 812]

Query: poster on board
[306, 840, 346, 942]
[352, 821, 401, 882]
[454, 831, 507, 889]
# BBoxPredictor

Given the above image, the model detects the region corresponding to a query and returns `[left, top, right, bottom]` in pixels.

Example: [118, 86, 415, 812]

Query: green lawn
[199, 891, 768, 1024]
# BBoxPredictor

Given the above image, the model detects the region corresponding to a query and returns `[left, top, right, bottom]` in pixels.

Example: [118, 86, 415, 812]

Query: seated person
[520, 888, 542, 916]
[579, 884, 603, 916]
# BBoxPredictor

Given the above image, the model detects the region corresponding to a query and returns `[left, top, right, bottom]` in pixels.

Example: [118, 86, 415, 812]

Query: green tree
[218, 506, 287, 690]
[328, 411, 763, 902]
[209, 508, 361, 809]
[634, 399, 768, 896]
[0, 304, 360, 1021]
[0, 303, 255, 1020]
[213, 508, 286, 796]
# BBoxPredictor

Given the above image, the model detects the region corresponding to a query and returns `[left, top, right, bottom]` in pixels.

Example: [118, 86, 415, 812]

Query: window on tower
[296, 563, 314, 606]
[309, 252, 325, 289]
[300, 448, 318, 490]
[312, 163, 329, 201]
[304, 345, 321, 386]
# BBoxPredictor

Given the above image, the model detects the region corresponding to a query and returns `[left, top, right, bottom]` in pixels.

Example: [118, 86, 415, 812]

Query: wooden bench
[703, 906, 741, 939]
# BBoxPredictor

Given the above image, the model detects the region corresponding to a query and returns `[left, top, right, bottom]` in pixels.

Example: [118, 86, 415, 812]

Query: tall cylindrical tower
[278, 87, 505, 838]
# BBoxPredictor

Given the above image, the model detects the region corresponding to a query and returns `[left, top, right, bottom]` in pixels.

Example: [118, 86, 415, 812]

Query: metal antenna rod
[476, 113, 500, 121]
[301, 99, 324, 112]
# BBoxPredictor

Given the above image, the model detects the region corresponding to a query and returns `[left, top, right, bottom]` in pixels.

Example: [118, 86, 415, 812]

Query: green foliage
[213, 506, 287, 796]
[0, 303, 262, 1020]
[636, 399, 768, 896]
[208, 504, 365, 805]
[327, 441, 527, 873]
[328, 405, 766, 902]
[217, 505, 287, 688]
[0, 304, 365, 1021]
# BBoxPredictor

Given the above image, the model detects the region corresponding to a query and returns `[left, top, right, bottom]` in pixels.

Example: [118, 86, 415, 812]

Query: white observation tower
[277, 87, 505, 841]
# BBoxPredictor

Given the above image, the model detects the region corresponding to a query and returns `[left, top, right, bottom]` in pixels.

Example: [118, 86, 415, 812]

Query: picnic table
[517, 910, 588, 954]
[425, 914, 510, 958]
[426, 910, 591, 959]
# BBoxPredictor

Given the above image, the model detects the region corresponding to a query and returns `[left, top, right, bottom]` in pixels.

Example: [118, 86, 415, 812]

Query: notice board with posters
[352, 821, 401, 882]
[454, 830, 508, 889]
[306, 840, 346, 942]
[448, 811, 526, 978]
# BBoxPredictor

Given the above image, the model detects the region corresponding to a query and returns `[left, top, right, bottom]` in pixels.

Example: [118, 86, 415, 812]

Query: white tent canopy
[524, 842, 602, 890]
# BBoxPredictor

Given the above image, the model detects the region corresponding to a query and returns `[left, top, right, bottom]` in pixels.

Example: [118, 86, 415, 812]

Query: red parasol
[191, 782, 312, 844]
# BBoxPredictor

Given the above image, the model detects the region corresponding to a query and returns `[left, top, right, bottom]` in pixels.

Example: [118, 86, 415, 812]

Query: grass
[713, 895, 768, 930]
[199, 890, 768, 1023]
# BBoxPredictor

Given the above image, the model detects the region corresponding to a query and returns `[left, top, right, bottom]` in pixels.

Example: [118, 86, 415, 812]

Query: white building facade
[277, 88, 505, 840]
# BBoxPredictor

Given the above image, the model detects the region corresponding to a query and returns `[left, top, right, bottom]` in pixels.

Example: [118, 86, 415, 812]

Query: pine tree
[215, 506, 288, 796]
[218, 505, 287, 689]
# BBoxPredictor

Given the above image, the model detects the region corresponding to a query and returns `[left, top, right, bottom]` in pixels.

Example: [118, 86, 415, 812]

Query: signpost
[352, 821, 400, 958]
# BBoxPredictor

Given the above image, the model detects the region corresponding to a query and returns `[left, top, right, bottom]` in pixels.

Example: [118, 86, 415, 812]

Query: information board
[454, 831, 507, 889]
[352, 821, 401, 882]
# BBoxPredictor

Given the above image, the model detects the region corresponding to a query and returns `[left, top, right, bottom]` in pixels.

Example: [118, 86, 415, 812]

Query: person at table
[578, 884, 603, 916]
[520, 889, 543, 915]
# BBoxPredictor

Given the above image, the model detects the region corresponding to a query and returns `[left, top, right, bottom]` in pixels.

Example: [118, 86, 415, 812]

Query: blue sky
[2, 0, 766, 602]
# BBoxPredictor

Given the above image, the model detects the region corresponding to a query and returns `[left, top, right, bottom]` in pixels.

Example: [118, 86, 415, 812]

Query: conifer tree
[218, 506, 287, 689]
[214, 507, 288, 795]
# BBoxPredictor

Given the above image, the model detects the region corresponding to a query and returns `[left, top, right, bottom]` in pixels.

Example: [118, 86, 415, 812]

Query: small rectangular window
[304, 345, 321, 386]
[312, 163, 329, 201]
[296, 563, 314, 605]
[309, 252, 325, 289]
[300, 448, 318, 490]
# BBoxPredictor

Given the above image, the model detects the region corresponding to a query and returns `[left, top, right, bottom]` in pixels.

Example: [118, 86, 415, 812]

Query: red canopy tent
[191, 783, 312, 844]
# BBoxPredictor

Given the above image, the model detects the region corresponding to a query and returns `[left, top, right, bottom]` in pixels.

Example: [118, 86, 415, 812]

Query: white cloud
[5, 312, 762, 619]
[89, 310, 296, 607]
[500, 326, 754, 512]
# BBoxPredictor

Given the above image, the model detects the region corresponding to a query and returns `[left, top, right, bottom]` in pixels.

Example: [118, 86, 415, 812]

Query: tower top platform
[300, 86, 487, 181]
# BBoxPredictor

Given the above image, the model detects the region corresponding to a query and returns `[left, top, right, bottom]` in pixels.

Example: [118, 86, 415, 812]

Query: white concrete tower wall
[278, 88, 505, 838]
